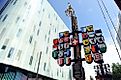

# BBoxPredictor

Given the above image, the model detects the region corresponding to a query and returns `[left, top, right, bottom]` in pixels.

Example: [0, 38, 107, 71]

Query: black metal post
[65, 3, 85, 80]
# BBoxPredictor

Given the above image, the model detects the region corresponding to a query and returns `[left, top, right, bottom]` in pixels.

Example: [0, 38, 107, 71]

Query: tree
[112, 63, 121, 80]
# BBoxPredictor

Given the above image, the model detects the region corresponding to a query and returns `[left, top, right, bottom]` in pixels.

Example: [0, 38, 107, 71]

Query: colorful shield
[82, 33, 88, 39]
[91, 45, 99, 53]
[88, 32, 95, 38]
[65, 57, 71, 66]
[59, 32, 64, 38]
[52, 50, 58, 59]
[98, 43, 107, 53]
[57, 58, 64, 66]
[83, 39, 90, 46]
[80, 27, 87, 33]
[58, 50, 64, 58]
[85, 54, 93, 64]
[95, 29, 102, 37]
[58, 43, 64, 50]
[53, 45, 58, 50]
[71, 38, 79, 46]
[93, 53, 104, 63]
[89, 38, 96, 45]
[53, 39, 59, 45]
[64, 49, 71, 57]
[64, 43, 70, 50]
[59, 38, 64, 44]
[63, 37, 70, 43]
[96, 36, 104, 44]
[63, 31, 70, 37]
[84, 46, 91, 54]
[86, 25, 94, 32]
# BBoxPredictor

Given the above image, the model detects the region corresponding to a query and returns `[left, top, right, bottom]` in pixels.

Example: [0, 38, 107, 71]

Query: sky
[0, 0, 121, 80]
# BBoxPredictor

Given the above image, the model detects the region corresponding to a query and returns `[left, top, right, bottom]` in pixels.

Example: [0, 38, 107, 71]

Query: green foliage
[112, 63, 121, 80]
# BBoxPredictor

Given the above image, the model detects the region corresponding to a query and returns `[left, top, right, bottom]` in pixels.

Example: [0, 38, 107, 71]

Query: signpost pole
[65, 3, 85, 80]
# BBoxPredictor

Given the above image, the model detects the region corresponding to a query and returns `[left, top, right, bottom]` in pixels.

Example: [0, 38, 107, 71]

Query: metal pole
[65, 3, 85, 80]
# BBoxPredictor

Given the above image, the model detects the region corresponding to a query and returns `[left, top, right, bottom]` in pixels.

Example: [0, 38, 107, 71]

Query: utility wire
[96, 0, 121, 61]
[100, 0, 121, 44]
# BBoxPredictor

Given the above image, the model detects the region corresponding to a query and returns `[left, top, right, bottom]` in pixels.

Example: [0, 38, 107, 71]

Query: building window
[48, 14, 50, 18]
[29, 36, 33, 44]
[7, 47, 14, 58]
[16, 28, 22, 37]
[1, 39, 9, 50]
[0, 28, 6, 40]
[15, 17, 20, 23]
[62, 71, 64, 77]
[57, 69, 59, 76]
[47, 37, 50, 43]
[45, 34, 47, 40]
[39, 21, 41, 27]
[55, 28, 56, 33]
[46, 46, 48, 54]
[48, 30, 51, 35]
[69, 69, 72, 80]
[0, 15, 3, 20]
[43, 8, 45, 12]
[2, 14, 8, 22]
[13, 0, 18, 5]
[37, 29, 39, 36]
[56, 17, 57, 20]
[43, 63, 46, 71]
[29, 56, 33, 65]
[16, 50, 22, 61]
[24, 2, 27, 6]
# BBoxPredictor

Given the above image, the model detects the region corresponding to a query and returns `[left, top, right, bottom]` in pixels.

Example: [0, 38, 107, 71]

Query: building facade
[116, 13, 121, 50]
[0, 0, 72, 80]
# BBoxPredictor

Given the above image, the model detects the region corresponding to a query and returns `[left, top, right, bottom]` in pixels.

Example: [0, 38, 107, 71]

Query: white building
[0, 0, 72, 80]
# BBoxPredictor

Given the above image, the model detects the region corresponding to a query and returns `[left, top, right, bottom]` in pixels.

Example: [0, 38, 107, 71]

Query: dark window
[56, 17, 57, 20]
[1, 39, 9, 50]
[69, 69, 72, 80]
[16, 17, 20, 23]
[62, 71, 63, 77]
[43, 63, 46, 71]
[13, 0, 18, 5]
[39, 21, 41, 26]
[45, 34, 47, 40]
[48, 30, 51, 35]
[29, 56, 33, 65]
[7, 48, 14, 58]
[57, 69, 59, 76]
[29, 36, 33, 43]
[2, 14, 8, 22]
[37, 30, 39, 36]
[0, 15, 3, 20]
[16, 29, 22, 37]
[1, 45, 6, 49]
[46, 47, 48, 54]
[47, 37, 49, 43]
[55, 28, 56, 33]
